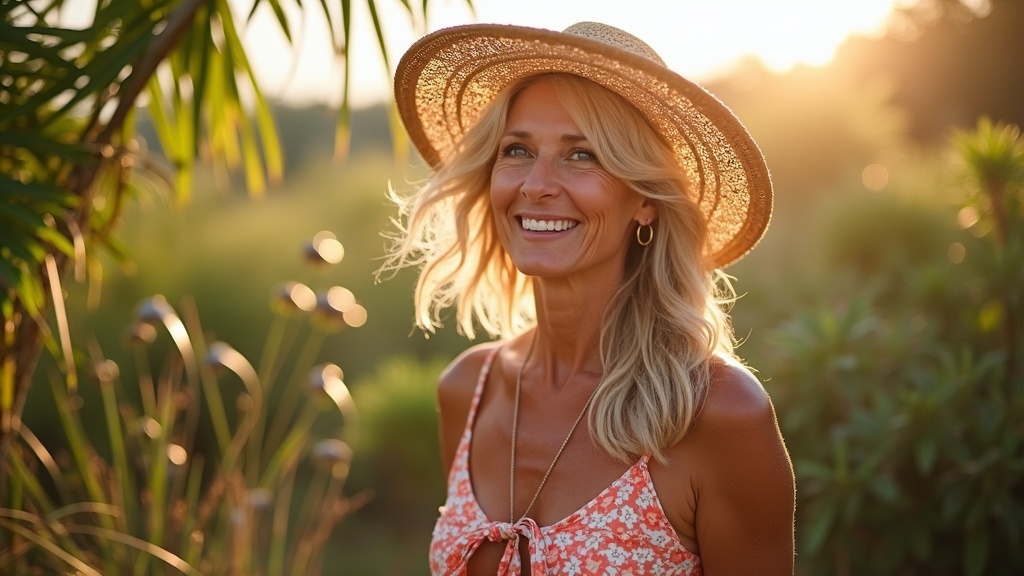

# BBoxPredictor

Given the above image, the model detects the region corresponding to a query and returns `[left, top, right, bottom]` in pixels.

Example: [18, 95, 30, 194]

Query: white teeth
[521, 218, 578, 232]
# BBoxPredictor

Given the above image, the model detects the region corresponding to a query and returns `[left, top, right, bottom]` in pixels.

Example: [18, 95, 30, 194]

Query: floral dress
[429, 347, 702, 576]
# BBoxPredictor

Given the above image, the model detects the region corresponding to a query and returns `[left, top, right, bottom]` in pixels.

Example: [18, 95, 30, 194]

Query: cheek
[489, 169, 516, 210]
[488, 182, 516, 243]
[489, 167, 520, 202]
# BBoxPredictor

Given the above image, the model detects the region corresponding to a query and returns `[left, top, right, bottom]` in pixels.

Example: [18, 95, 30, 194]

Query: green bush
[758, 119, 1024, 575]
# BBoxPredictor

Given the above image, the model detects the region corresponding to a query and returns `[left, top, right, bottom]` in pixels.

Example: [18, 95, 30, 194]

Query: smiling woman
[381, 19, 794, 576]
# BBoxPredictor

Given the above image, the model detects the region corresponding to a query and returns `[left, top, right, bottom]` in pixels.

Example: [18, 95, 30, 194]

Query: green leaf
[0, 132, 93, 163]
[0, 200, 49, 232]
[52, 27, 152, 123]
[1, 230, 46, 266]
[266, 0, 293, 43]
[868, 474, 900, 503]
[0, 176, 78, 207]
[316, 0, 337, 47]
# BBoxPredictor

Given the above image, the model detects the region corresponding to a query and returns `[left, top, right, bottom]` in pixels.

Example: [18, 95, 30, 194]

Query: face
[490, 77, 655, 282]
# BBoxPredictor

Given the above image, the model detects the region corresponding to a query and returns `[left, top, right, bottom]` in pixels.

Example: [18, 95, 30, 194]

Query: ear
[634, 197, 658, 225]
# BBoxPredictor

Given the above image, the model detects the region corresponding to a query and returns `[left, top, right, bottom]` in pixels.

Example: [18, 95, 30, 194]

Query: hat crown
[562, 22, 666, 66]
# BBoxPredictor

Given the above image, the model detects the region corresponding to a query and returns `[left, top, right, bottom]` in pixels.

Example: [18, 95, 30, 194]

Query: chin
[512, 260, 568, 278]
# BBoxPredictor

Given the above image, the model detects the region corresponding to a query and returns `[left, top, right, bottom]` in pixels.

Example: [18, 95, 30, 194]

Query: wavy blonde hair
[381, 73, 737, 463]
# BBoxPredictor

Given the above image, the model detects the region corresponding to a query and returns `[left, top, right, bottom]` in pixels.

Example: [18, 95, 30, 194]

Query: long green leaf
[52, 29, 153, 123]
[0, 517, 101, 576]
[335, 0, 352, 162]
[145, 73, 179, 160]
[214, 0, 268, 193]
[316, 0, 337, 46]
[265, 0, 294, 43]
[365, 0, 391, 70]
[35, 226, 75, 259]
[99, 376, 133, 533]
[4, 450, 58, 512]
[64, 523, 203, 576]
[1, 230, 46, 266]
[0, 176, 78, 207]
[188, 5, 213, 160]
[0, 132, 93, 162]
[50, 380, 108, 510]
[0, 201, 48, 232]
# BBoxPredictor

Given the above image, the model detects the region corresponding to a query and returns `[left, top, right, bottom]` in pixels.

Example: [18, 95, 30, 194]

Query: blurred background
[7, 0, 1024, 574]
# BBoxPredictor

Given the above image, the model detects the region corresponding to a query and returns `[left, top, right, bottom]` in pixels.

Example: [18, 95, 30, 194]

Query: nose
[520, 154, 561, 201]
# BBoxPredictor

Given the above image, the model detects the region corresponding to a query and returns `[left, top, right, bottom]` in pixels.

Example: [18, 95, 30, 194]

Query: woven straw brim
[394, 23, 772, 268]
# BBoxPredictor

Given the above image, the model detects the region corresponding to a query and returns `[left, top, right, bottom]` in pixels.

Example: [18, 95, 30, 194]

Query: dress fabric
[429, 346, 702, 575]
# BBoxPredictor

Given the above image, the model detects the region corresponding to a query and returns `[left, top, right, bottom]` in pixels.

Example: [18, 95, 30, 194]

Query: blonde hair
[381, 73, 737, 463]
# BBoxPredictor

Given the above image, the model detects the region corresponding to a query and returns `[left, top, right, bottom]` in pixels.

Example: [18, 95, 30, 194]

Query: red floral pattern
[430, 348, 702, 575]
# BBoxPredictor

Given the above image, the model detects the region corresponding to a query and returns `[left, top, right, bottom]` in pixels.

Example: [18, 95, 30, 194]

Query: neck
[528, 276, 618, 388]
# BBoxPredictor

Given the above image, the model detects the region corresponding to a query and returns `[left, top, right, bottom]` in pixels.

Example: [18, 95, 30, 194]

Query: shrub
[760, 119, 1024, 575]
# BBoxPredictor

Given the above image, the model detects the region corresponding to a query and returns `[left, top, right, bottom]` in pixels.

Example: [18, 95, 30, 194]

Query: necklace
[509, 333, 600, 523]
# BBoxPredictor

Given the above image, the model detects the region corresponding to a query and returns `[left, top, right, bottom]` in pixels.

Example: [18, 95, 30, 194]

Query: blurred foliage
[331, 355, 449, 575]
[4, 0, 1022, 573]
[841, 0, 1024, 142]
[0, 0, 451, 467]
[1, 256, 367, 573]
[757, 118, 1024, 575]
[0, 0, 438, 567]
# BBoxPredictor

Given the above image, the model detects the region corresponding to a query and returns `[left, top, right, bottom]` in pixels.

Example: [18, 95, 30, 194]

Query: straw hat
[394, 21, 772, 268]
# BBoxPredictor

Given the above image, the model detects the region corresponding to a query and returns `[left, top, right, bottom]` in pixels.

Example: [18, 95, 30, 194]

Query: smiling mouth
[519, 217, 579, 232]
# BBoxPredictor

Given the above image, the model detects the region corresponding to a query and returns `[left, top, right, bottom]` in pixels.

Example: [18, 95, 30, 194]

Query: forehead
[504, 78, 580, 133]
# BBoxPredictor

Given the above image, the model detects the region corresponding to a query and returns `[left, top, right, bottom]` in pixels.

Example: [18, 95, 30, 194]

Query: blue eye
[500, 143, 529, 157]
[569, 148, 598, 162]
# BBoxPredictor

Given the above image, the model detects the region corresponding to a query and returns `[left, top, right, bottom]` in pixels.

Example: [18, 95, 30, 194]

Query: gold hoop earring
[636, 222, 654, 246]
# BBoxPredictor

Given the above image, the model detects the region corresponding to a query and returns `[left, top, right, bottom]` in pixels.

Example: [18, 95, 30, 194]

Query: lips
[519, 217, 579, 232]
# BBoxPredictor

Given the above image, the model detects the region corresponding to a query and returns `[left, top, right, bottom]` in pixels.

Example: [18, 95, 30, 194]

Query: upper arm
[436, 344, 497, 478]
[691, 362, 795, 575]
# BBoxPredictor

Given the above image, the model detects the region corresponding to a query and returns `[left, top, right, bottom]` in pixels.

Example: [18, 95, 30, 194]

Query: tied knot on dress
[488, 521, 519, 541]
[469, 517, 546, 576]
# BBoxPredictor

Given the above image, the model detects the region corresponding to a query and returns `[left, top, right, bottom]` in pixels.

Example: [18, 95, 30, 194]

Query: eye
[568, 148, 598, 162]
[499, 143, 530, 158]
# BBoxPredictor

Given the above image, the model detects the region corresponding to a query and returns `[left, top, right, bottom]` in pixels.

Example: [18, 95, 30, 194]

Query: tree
[0, 0, 466, 461]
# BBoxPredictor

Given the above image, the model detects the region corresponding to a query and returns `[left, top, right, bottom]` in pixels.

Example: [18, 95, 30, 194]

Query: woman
[384, 22, 795, 575]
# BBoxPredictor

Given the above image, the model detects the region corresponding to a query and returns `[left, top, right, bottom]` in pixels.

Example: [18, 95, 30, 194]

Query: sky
[242, 0, 910, 109]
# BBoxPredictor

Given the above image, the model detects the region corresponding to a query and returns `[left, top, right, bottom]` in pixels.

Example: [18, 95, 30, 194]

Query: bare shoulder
[686, 356, 788, 471]
[437, 341, 501, 407]
[685, 355, 795, 574]
[436, 341, 502, 475]
[696, 357, 775, 432]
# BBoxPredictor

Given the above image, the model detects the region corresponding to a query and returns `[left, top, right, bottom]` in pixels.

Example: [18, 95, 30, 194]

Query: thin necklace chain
[509, 333, 600, 524]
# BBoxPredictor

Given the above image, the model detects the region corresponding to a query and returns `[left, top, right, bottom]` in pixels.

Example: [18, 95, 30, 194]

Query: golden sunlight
[241, 0, 906, 107]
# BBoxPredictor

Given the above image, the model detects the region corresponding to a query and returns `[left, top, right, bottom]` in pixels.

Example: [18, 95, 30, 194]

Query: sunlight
[239, 0, 905, 107]
[711, 0, 902, 70]
[58, 0, 907, 107]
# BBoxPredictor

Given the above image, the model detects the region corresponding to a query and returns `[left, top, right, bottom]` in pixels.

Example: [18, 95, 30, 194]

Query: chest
[469, 383, 630, 527]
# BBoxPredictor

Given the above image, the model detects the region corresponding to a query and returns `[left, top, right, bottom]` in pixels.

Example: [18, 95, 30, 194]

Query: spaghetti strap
[445, 345, 501, 487]
[464, 345, 501, 437]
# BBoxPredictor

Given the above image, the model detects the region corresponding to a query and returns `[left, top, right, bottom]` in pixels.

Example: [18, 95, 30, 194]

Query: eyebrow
[501, 130, 589, 144]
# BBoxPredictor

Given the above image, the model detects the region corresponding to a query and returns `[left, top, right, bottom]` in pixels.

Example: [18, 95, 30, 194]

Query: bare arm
[689, 363, 796, 575]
